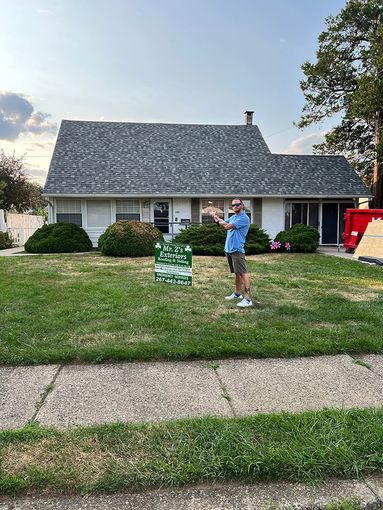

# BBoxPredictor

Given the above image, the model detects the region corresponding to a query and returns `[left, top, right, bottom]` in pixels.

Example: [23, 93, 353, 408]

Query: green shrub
[24, 223, 93, 253]
[174, 223, 226, 255]
[98, 220, 164, 257]
[174, 223, 270, 255]
[285, 223, 320, 243]
[0, 231, 13, 249]
[275, 223, 319, 253]
[246, 224, 271, 254]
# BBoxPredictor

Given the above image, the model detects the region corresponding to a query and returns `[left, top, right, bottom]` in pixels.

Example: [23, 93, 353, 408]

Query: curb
[1, 477, 383, 509]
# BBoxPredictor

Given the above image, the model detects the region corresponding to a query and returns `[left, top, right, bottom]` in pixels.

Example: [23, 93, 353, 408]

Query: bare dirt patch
[1, 437, 118, 484]
[209, 303, 241, 319]
[313, 322, 339, 330]
[67, 331, 155, 347]
[246, 254, 281, 264]
[192, 260, 222, 288]
[59, 272, 86, 277]
[92, 262, 122, 267]
[332, 289, 381, 302]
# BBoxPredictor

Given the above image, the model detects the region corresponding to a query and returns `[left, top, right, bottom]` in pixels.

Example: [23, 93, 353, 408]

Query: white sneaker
[237, 298, 253, 308]
[225, 292, 243, 300]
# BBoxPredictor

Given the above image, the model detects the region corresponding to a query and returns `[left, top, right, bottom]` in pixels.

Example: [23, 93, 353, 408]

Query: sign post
[154, 242, 192, 286]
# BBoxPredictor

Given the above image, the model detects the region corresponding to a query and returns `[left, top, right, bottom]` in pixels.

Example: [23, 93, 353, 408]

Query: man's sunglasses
[232, 203, 242, 207]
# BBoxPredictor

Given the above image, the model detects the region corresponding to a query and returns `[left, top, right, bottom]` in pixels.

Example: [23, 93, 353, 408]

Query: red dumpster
[343, 209, 383, 251]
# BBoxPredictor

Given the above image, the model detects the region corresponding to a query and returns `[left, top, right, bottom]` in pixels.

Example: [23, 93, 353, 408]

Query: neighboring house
[43, 112, 371, 246]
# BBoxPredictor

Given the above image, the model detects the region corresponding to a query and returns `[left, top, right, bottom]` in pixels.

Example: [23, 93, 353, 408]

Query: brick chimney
[244, 110, 254, 125]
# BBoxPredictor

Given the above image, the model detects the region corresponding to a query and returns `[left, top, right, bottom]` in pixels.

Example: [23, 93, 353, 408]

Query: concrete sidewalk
[2, 354, 383, 429]
[2, 354, 383, 508]
[2, 476, 383, 509]
[317, 245, 354, 259]
[0, 246, 26, 256]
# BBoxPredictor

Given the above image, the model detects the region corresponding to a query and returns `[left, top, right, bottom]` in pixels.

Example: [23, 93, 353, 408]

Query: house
[43, 112, 371, 246]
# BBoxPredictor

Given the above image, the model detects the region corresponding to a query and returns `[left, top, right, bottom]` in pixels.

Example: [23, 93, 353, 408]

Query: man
[210, 199, 252, 308]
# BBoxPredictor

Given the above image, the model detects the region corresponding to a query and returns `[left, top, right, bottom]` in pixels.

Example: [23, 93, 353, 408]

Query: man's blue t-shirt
[224, 211, 250, 253]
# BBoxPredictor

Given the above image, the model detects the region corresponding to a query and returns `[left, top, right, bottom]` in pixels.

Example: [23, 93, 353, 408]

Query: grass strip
[1, 253, 383, 365]
[1, 408, 383, 497]
[322, 502, 371, 510]
[271, 502, 367, 510]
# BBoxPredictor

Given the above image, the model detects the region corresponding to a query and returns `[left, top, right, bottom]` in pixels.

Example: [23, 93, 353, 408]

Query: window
[309, 203, 319, 228]
[116, 200, 140, 221]
[56, 199, 82, 226]
[201, 199, 252, 224]
[153, 201, 169, 233]
[292, 203, 307, 225]
[201, 199, 224, 224]
[285, 202, 319, 230]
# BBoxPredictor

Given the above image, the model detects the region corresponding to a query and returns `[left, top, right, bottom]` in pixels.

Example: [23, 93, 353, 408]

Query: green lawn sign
[154, 242, 192, 286]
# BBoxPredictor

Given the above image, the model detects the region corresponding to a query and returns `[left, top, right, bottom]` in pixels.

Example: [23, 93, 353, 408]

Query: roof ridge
[60, 119, 262, 128]
[273, 153, 344, 159]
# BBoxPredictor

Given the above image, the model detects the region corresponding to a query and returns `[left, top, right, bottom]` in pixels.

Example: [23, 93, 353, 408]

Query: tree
[298, 0, 383, 208]
[23, 181, 48, 214]
[0, 180, 6, 204]
[0, 150, 47, 213]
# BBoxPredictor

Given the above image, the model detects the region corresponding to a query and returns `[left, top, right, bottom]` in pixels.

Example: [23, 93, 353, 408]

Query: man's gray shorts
[226, 252, 248, 274]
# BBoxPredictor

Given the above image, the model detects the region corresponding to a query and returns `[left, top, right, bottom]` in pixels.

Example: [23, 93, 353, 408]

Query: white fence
[1, 211, 44, 246]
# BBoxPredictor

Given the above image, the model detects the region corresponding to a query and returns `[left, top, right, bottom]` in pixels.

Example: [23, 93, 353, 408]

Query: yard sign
[154, 242, 192, 286]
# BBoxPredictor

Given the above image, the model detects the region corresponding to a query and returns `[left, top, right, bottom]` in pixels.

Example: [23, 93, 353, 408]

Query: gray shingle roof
[44, 120, 370, 197]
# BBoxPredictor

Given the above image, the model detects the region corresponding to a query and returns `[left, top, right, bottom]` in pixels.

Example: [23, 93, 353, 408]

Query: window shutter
[191, 198, 200, 224]
[252, 198, 262, 227]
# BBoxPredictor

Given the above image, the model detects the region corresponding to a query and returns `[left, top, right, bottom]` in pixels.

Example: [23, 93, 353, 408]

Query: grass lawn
[0, 252, 382, 365]
[1, 408, 383, 497]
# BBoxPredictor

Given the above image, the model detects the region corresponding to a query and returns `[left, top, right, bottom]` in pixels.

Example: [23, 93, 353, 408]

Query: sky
[1, 0, 347, 186]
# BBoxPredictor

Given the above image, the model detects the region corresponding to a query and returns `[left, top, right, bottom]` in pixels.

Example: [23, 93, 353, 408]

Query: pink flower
[271, 241, 281, 250]
[284, 242, 291, 251]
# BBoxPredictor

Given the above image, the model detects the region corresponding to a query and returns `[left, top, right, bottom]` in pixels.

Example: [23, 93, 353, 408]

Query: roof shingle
[44, 120, 370, 197]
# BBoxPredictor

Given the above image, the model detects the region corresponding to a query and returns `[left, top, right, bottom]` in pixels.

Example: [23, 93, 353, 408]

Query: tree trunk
[371, 110, 383, 209]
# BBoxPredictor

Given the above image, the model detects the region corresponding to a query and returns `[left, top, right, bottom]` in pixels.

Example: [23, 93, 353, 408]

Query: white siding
[261, 198, 285, 240]
[172, 198, 191, 235]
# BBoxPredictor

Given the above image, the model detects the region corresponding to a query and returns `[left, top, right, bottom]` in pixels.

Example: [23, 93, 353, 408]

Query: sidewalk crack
[211, 363, 237, 417]
[362, 476, 383, 508]
[30, 364, 64, 424]
[348, 354, 383, 380]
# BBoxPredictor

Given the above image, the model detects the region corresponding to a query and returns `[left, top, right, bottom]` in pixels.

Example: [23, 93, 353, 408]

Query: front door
[152, 201, 170, 234]
[322, 202, 355, 244]
[322, 203, 338, 244]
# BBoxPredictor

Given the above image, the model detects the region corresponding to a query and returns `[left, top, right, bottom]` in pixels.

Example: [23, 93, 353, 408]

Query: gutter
[43, 193, 372, 199]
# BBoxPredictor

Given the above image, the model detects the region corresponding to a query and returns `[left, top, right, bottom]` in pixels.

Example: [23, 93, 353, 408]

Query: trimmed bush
[98, 220, 164, 257]
[285, 223, 320, 243]
[275, 223, 319, 253]
[246, 224, 271, 254]
[0, 231, 13, 249]
[174, 223, 226, 255]
[24, 223, 93, 253]
[174, 223, 270, 255]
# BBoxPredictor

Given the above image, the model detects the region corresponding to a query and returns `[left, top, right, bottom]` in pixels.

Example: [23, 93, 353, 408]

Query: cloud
[281, 132, 327, 155]
[24, 165, 49, 185]
[0, 91, 57, 141]
[25, 141, 55, 152]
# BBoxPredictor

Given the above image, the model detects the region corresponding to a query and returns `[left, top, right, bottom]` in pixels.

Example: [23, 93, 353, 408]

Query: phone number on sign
[155, 276, 191, 286]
